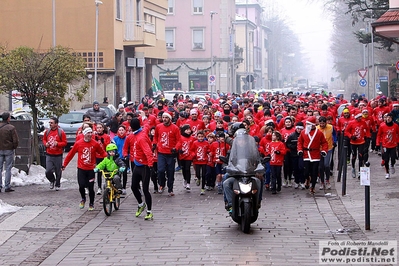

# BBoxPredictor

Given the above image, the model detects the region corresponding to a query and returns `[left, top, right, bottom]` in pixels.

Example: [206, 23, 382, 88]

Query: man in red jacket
[153, 112, 181, 196]
[297, 116, 328, 194]
[62, 127, 107, 211]
[43, 117, 67, 191]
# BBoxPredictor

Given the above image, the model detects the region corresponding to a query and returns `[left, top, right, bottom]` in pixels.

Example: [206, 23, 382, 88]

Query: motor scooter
[221, 129, 264, 233]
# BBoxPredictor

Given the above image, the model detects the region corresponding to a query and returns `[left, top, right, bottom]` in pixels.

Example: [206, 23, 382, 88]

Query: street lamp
[210, 11, 217, 97]
[94, 0, 103, 102]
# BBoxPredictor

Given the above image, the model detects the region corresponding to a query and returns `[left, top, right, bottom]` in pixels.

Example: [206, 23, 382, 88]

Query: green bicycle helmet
[106, 143, 118, 152]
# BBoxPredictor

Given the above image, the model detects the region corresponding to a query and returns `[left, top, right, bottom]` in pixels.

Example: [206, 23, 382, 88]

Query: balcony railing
[124, 20, 155, 41]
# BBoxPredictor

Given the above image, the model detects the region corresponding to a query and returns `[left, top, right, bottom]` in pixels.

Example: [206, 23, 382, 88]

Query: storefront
[188, 70, 208, 91]
[159, 71, 180, 91]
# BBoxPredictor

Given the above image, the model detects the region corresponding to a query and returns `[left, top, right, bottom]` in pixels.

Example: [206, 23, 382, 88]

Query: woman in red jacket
[265, 131, 286, 194]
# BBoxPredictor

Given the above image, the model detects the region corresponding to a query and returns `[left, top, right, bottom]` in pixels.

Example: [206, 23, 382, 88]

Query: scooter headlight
[238, 182, 252, 194]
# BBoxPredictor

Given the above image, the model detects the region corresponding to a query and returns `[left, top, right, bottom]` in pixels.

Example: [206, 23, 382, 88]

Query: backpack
[44, 127, 63, 140]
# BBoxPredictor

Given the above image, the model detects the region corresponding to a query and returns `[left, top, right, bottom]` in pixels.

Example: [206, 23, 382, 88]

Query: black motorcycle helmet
[228, 122, 245, 137]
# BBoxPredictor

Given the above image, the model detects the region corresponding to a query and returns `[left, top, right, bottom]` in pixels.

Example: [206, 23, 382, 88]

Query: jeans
[319, 150, 333, 183]
[157, 153, 176, 193]
[0, 150, 14, 190]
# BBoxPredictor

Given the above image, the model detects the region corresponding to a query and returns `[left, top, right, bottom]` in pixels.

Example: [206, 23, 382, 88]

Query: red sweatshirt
[265, 141, 286, 166]
[63, 139, 107, 170]
[176, 135, 195, 160]
[190, 140, 210, 165]
[43, 127, 67, 156]
[376, 122, 399, 148]
[154, 123, 181, 154]
[123, 129, 153, 166]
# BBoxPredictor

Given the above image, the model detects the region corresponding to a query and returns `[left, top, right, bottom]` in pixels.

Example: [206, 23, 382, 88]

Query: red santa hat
[306, 116, 317, 125]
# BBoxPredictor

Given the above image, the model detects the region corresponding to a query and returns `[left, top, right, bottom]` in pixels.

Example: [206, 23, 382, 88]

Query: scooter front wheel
[241, 202, 251, 233]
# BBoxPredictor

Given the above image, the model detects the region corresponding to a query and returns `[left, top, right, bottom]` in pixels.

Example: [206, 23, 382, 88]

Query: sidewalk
[0, 151, 396, 265]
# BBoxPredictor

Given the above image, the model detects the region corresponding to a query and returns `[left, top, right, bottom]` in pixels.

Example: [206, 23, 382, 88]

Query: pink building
[154, 0, 238, 93]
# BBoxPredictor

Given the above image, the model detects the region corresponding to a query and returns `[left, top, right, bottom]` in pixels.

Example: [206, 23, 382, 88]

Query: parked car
[58, 110, 85, 151]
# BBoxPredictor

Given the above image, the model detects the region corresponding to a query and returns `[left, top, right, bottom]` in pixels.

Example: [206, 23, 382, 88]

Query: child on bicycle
[94, 143, 126, 192]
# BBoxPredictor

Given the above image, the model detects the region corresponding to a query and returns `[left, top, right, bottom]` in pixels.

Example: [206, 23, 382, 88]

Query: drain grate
[21, 227, 59, 232]
[386, 192, 399, 199]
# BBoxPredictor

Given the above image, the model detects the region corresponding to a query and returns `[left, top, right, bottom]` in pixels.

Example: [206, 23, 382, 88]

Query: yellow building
[0, 0, 167, 110]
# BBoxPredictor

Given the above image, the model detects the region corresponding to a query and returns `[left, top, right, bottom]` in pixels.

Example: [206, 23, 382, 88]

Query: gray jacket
[0, 122, 19, 150]
[85, 108, 109, 123]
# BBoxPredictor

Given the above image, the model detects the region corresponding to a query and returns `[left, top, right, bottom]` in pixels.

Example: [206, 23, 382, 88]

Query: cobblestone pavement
[0, 150, 397, 265]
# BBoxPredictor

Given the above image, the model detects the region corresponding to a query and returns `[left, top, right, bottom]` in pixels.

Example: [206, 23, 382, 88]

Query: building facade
[0, 0, 167, 110]
[153, 0, 238, 94]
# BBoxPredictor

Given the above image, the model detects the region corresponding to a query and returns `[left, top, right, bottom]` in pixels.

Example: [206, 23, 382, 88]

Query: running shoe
[88, 204, 94, 211]
[144, 212, 153, 220]
[135, 203, 146, 217]
[79, 200, 86, 209]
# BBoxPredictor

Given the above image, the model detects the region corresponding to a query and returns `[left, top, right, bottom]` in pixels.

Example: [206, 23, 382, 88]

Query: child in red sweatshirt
[176, 124, 195, 191]
[265, 131, 286, 194]
[190, 130, 210, 195]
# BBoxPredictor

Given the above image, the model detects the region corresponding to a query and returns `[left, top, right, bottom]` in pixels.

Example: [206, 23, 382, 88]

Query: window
[192, 29, 204, 50]
[116, 0, 121, 20]
[193, 0, 203, 14]
[166, 29, 175, 50]
[168, 0, 174, 14]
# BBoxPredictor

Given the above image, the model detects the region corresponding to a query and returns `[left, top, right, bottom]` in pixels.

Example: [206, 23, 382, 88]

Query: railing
[124, 20, 155, 41]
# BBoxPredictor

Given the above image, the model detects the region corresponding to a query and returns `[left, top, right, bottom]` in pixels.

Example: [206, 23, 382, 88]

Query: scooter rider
[223, 122, 263, 211]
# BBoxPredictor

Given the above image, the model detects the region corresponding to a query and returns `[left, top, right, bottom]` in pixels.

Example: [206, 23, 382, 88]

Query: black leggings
[131, 165, 152, 211]
[383, 147, 397, 173]
[180, 160, 192, 184]
[351, 143, 366, 170]
[77, 168, 95, 205]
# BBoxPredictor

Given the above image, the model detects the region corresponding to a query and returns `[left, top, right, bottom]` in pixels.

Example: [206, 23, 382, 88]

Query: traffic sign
[359, 78, 367, 87]
[358, 69, 367, 78]
[209, 75, 215, 86]
[396, 61, 399, 71]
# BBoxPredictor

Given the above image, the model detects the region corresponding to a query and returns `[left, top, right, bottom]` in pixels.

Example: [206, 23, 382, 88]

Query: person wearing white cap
[62, 127, 107, 211]
[153, 112, 181, 196]
[344, 112, 368, 179]
[186, 108, 205, 137]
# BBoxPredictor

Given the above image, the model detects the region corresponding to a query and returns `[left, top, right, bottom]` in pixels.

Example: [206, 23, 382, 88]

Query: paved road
[0, 151, 397, 265]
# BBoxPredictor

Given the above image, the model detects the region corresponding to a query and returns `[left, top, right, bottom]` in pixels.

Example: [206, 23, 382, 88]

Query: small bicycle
[101, 169, 121, 216]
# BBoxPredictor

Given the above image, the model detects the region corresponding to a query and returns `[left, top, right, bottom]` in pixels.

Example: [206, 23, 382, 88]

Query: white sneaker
[294, 183, 299, 189]
[390, 166, 395, 174]
[319, 183, 325, 190]
[96, 188, 102, 195]
[287, 180, 292, 187]
[351, 168, 356, 178]
[122, 189, 126, 195]
[326, 182, 331, 190]
[300, 183, 306, 190]
[385, 173, 390, 179]
[183, 180, 187, 188]
[282, 180, 288, 187]
[186, 183, 191, 191]
[85, 188, 89, 195]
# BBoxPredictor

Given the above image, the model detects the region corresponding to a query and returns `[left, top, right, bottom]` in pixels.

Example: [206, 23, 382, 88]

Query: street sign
[396, 60, 399, 71]
[376, 83, 380, 90]
[209, 75, 215, 86]
[358, 69, 367, 78]
[359, 79, 367, 87]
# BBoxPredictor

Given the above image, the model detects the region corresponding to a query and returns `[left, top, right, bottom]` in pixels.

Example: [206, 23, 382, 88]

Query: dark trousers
[195, 164, 207, 189]
[157, 153, 176, 193]
[270, 165, 282, 192]
[206, 165, 216, 187]
[283, 153, 292, 180]
[180, 159, 192, 184]
[131, 165, 152, 211]
[303, 161, 319, 189]
[45, 154, 63, 187]
[77, 168, 95, 205]
[291, 156, 304, 184]
[383, 147, 397, 173]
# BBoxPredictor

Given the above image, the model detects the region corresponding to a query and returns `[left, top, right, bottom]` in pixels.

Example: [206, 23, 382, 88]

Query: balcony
[124, 20, 156, 47]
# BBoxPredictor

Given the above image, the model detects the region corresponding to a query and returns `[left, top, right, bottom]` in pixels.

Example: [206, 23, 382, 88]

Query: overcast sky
[277, 0, 334, 82]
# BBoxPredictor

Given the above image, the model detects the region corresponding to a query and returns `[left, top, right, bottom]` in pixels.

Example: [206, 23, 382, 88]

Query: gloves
[61, 166, 66, 171]
[179, 149, 184, 154]
[274, 150, 280, 154]
[321, 151, 327, 157]
[351, 135, 357, 141]
[119, 167, 126, 172]
[152, 144, 157, 152]
[93, 168, 99, 173]
[171, 148, 177, 154]
[298, 151, 303, 156]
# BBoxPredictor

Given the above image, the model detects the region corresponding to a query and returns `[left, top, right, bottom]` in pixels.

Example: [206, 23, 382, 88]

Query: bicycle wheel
[113, 192, 120, 210]
[103, 188, 112, 216]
